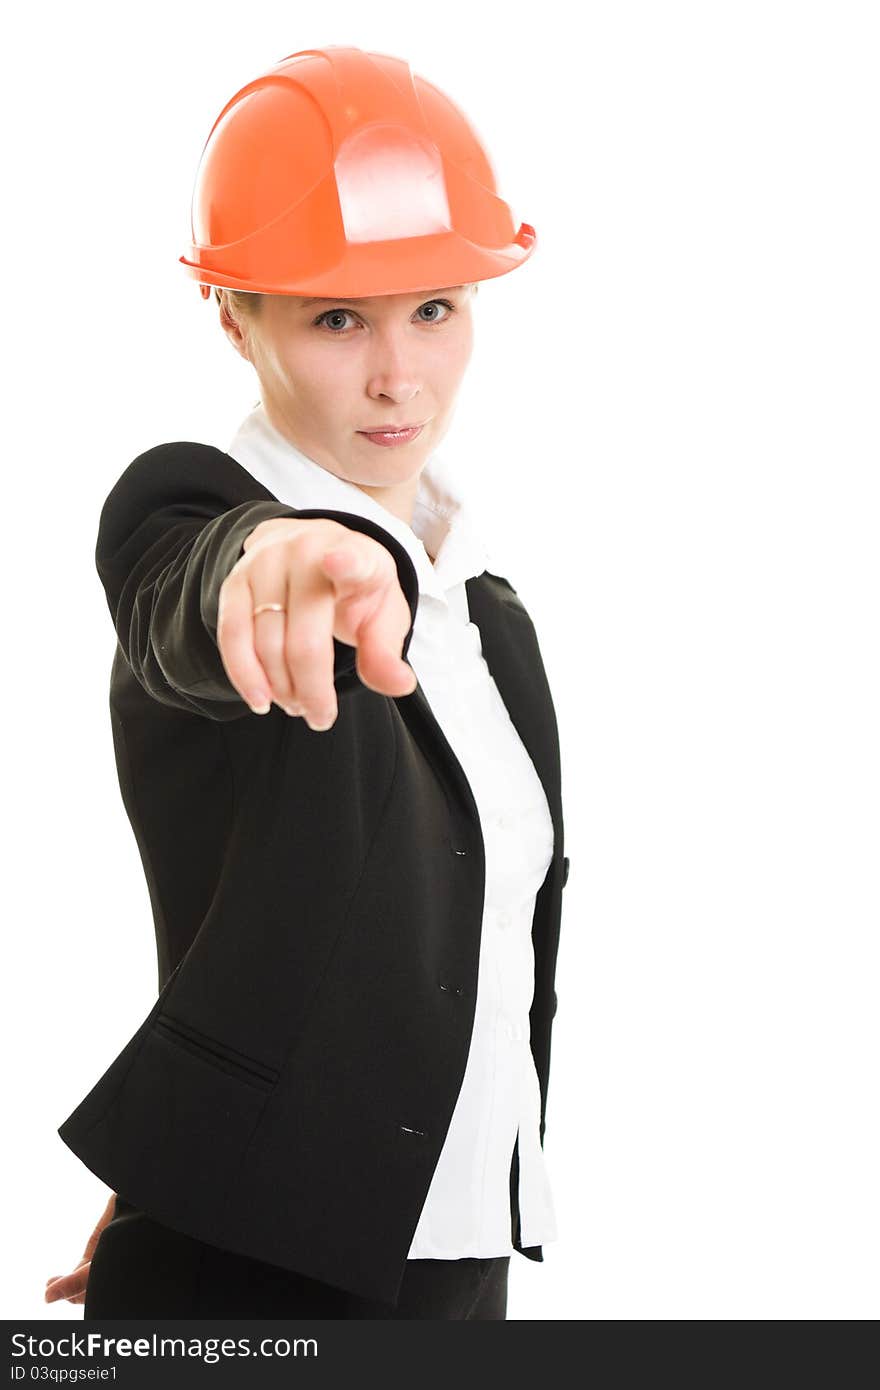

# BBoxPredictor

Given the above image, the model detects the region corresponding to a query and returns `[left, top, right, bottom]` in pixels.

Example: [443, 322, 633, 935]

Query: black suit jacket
[57, 442, 569, 1307]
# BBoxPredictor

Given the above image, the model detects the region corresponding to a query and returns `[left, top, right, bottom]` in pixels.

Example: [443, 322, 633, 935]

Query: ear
[218, 294, 251, 362]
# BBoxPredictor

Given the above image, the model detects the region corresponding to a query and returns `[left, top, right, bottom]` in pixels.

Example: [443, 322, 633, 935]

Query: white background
[6, 0, 877, 1320]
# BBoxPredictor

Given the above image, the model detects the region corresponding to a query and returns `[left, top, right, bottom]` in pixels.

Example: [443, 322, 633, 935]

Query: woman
[47, 44, 569, 1320]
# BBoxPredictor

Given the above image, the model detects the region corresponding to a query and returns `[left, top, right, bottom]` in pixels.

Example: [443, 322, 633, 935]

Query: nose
[365, 325, 421, 405]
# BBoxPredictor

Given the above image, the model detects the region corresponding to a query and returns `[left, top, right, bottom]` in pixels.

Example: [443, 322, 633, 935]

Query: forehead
[294, 286, 467, 309]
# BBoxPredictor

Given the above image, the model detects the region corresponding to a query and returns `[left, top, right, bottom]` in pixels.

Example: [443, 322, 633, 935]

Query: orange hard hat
[179, 45, 536, 301]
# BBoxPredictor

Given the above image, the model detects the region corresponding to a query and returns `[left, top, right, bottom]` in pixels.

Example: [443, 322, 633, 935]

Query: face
[221, 284, 477, 520]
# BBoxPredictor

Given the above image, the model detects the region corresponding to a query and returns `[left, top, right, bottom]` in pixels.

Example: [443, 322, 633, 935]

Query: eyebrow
[296, 286, 465, 309]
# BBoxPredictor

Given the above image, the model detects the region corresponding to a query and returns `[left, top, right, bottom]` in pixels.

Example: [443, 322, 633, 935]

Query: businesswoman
[48, 44, 569, 1320]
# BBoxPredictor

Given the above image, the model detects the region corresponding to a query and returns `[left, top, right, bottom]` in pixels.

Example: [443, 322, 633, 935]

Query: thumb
[321, 545, 366, 579]
[321, 545, 385, 593]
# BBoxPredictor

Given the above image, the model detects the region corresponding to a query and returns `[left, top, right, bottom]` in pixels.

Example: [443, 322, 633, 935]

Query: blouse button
[496, 911, 512, 930]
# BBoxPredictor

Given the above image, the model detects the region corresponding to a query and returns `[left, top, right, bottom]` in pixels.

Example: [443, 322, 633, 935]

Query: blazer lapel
[464, 574, 564, 854]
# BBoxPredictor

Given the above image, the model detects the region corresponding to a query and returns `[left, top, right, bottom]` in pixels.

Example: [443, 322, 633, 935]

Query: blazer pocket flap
[154, 1011, 280, 1091]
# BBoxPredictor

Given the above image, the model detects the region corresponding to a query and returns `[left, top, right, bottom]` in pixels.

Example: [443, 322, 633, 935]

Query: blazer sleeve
[96, 441, 420, 720]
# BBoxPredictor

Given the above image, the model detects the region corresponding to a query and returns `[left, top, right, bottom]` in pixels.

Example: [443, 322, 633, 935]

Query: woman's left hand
[44, 1192, 117, 1305]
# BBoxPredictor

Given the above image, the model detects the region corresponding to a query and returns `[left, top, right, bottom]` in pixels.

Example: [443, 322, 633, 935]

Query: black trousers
[84, 1197, 509, 1320]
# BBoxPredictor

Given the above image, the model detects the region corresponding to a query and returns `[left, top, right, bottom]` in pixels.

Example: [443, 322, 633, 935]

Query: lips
[357, 424, 425, 447]
[358, 422, 425, 433]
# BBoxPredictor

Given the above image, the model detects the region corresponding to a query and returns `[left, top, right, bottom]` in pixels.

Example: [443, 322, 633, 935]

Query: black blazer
[58, 442, 569, 1307]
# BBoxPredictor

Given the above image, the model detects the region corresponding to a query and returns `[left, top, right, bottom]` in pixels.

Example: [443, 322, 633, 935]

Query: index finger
[345, 578, 418, 696]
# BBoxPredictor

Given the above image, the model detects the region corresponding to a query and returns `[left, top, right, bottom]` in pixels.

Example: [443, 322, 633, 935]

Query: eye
[415, 299, 455, 323]
[312, 299, 456, 334]
[313, 308, 358, 333]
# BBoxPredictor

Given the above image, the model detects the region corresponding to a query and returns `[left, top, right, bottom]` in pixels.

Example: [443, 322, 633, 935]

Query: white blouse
[225, 402, 558, 1258]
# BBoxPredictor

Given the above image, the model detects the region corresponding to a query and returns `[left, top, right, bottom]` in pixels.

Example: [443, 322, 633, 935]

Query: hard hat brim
[181, 223, 536, 301]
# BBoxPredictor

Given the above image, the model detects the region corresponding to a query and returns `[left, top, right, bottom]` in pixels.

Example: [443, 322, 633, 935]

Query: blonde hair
[215, 287, 262, 316]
